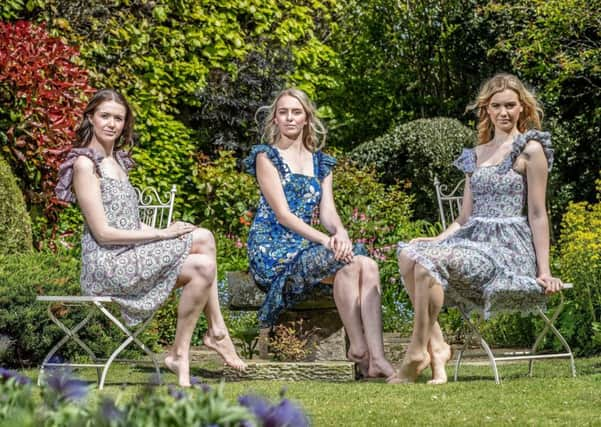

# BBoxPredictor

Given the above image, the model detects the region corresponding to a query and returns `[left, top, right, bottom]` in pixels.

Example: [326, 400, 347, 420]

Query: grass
[22, 357, 601, 426]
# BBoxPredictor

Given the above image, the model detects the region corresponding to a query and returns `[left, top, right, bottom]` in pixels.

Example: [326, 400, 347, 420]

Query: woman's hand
[536, 274, 563, 294]
[161, 221, 197, 239]
[328, 230, 354, 263]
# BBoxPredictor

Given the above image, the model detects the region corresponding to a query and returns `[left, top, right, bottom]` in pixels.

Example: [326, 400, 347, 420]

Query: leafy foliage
[0, 155, 32, 254]
[0, 21, 94, 244]
[1, 368, 260, 427]
[194, 47, 294, 153]
[323, 0, 506, 147]
[555, 180, 601, 355]
[0, 251, 159, 367]
[485, 0, 601, 207]
[349, 117, 475, 221]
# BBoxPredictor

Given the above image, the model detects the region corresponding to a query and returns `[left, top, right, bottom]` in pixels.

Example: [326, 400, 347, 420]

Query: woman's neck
[490, 128, 520, 146]
[276, 135, 304, 152]
[88, 139, 114, 158]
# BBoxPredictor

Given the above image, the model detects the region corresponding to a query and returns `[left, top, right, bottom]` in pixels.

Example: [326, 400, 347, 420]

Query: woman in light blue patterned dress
[56, 89, 245, 387]
[245, 88, 399, 382]
[397, 74, 564, 384]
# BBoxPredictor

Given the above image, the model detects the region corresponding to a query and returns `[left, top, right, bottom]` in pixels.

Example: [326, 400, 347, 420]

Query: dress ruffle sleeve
[316, 151, 337, 181]
[453, 148, 476, 174]
[501, 129, 554, 173]
[243, 144, 283, 177]
[55, 147, 104, 203]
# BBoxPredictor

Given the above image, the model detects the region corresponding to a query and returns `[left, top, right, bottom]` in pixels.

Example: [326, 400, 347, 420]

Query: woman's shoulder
[509, 130, 553, 171]
[55, 147, 103, 203]
[453, 147, 476, 174]
[315, 150, 337, 180]
[243, 144, 281, 176]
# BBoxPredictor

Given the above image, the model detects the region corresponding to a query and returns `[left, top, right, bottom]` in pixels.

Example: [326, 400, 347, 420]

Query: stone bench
[227, 271, 347, 362]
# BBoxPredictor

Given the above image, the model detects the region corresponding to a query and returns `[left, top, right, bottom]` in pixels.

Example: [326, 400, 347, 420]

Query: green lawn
[23, 357, 601, 426]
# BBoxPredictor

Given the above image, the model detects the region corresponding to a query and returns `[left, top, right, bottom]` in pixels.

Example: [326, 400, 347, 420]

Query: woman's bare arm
[255, 153, 330, 246]
[73, 156, 193, 245]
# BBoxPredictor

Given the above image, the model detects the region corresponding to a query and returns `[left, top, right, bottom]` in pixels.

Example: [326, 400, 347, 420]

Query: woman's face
[274, 95, 307, 141]
[486, 89, 523, 134]
[89, 100, 127, 145]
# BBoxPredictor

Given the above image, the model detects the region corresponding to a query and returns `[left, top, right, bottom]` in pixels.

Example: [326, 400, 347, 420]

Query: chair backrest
[434, 176, 464, 229]
[134, 185, 177, 229]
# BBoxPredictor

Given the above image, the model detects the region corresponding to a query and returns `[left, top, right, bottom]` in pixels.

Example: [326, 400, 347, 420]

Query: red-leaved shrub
[0, 21, 95, 244]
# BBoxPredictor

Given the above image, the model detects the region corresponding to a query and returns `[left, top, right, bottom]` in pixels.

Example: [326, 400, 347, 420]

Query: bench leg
[38, 304, 100, 386]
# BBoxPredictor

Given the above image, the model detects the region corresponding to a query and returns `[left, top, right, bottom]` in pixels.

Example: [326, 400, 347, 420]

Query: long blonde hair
[467, 73, 543, 145]
[256, 88, 327, 151]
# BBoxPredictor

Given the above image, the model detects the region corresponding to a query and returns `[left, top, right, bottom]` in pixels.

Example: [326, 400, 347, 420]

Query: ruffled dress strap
[55, 147, 105, 203]
[115, 149, 136, 172]
[316, 151, 337, 181]
[243, 144, 285, 177]
[453, 148, 476, 174]
[500, 129, 554, 173]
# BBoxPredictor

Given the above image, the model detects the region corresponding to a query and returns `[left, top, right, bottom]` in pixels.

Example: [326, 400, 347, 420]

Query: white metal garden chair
[37, 185, 177, 389]
[434, 176, 576, 384]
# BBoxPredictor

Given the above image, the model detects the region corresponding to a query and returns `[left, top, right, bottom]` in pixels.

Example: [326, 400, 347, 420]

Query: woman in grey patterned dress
[396, 74, 564, 384]
[56, 89, 246, 387]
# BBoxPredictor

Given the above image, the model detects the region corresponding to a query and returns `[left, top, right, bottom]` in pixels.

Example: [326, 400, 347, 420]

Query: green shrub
[0, 155, 32, 255]
[0, 251, 159, 367]
[554, 180, 601, 355]
[349, 117, 475, 221]
[332, 157, 431, 331]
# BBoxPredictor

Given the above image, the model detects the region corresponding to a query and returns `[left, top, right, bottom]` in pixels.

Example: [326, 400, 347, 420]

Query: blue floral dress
[397, 130, 554, 318]
[244, 145, 367, 326]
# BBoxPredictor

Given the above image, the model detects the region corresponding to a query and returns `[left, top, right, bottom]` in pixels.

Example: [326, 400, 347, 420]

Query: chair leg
[95, 302, 162, 389]
[453, 329, 472, 382]
[534, 307, 576, 378]
[38, 304, 99, 386]
[459, 310, 500, 384]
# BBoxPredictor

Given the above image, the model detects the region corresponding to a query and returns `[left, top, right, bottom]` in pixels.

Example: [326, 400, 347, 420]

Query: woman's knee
[397, 250, 415, 276]
[184, 253, 216, 284]
[192, 228, 216, 252]
[356, 255, 378, 275]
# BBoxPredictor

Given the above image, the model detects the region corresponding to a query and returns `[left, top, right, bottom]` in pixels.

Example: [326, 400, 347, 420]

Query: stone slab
[223, 360, 355, 382]
[227, 271, 336, 310]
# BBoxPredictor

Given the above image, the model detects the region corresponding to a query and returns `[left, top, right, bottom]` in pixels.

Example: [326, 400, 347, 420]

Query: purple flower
[238, 394, 271, 419]
[45, 368, 89, 401]
[168, 384, 186, 400]
[191, 377, 211, 393]
[239, 394, 309, 427]
[100, 398, 124, 422]
[264, 399, 309, 427]
[0, 367, 31, 386]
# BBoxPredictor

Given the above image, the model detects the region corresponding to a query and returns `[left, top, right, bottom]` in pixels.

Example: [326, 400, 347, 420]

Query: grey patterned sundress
[397, 130, 554, 317]
[56, 148, 193, 326]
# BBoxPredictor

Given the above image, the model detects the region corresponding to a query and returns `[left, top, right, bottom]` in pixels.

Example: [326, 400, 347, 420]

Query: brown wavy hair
[256, 88, 327, 151]
[75, 89, 135, 150]
[466, 73, 543, 145]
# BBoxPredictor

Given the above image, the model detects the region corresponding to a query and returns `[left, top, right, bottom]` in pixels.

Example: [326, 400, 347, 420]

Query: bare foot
[427, 343, 452, 385]
[347, 349, 369, 379]
[164, 353, 191, 387]
[203, 333, 247, 371]
[367, 357, 396, 380]
[398, 349, 430, 383]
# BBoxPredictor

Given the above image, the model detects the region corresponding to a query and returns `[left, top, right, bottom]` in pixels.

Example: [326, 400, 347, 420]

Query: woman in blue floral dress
[245, 88, 399, 382]
[56, 89, 245, 387]
[397, 74, 564, 384]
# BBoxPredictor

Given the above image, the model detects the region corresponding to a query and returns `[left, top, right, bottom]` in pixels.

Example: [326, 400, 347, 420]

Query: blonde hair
[256, 88, 327, 151]
[467, 73, 543, 145]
